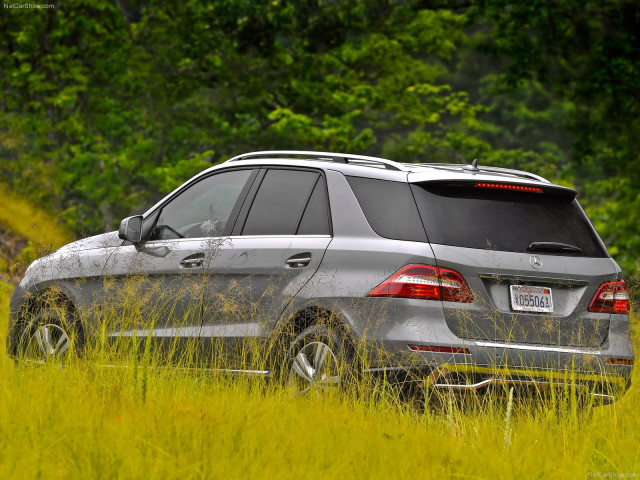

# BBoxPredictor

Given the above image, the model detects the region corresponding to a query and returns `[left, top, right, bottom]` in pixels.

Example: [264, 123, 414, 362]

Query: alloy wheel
[288, 341, 341, 395]
[21, 324, 71, 362]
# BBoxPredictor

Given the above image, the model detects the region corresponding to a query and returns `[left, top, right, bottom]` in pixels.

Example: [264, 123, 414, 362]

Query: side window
[242, 169, 328, 235]
[297, 176, 331, 235]
[347, 176, 427, 242]
[149, 169, 253, 241]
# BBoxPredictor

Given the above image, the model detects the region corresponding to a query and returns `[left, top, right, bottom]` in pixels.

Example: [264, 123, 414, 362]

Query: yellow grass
[0, 183, 72, 250]
[0, 283, 638, 479]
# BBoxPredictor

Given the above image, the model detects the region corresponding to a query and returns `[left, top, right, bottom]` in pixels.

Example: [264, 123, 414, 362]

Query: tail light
[474, 182, 543, 194]
[367, 265, 472, 302]
[588, 280, 630, 314]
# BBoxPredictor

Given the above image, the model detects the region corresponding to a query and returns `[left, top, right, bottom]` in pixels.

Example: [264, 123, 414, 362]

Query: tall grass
[0, 281, 638, 479]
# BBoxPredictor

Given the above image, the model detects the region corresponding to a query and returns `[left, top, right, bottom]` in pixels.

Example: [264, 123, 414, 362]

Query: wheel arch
[279, 305, 353, 340]
[265, 302, 358, 369]
[9, 284, 83, 355]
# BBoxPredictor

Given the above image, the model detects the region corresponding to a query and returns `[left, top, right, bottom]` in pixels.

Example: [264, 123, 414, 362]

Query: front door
[100, 168, 257, 364]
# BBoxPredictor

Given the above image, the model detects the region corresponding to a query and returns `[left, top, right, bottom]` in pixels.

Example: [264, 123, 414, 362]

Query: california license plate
[510, 285, 553, 313]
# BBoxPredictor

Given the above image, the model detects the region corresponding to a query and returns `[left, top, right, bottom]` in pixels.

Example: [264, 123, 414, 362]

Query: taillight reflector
[588, 280, 630, 314]
[367, 265, 472, 302]
[408, 345, 470, 354]
[475, 182, 543, 193]
[604, 358, 634, 366]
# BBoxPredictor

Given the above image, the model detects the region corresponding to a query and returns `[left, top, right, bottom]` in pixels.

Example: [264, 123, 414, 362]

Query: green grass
[0, 283, 638, 479]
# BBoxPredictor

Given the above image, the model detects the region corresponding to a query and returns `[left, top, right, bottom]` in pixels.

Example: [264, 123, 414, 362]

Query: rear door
[199, 167, 332, 367]
[410, 181, 617, 348]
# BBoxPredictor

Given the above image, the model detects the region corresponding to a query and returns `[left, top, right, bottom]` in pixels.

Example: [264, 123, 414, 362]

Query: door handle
[285, 253, 311, 268]
[180, 253, 205, 268]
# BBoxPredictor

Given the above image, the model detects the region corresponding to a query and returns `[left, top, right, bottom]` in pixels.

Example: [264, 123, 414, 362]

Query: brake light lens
[588, 280, 630, 314]
[367, 265, 472, 302]
[475, 182, 543, 194]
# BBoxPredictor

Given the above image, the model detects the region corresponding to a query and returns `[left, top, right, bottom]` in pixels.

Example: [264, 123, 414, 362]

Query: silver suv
[7, 151, 634, 403]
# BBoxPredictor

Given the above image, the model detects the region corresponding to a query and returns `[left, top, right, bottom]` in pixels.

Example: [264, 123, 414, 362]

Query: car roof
[144, 150, 574, 218]
[220, 150, 573, 191]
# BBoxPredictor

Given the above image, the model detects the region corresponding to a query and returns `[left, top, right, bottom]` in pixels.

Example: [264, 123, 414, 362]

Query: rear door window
[410, 183, 608, 257]
[297, 176, 331, 235]
[242, 169, 330, 236]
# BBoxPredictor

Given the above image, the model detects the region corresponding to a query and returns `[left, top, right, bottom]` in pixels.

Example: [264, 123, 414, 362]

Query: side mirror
[118, 215, 143, 244]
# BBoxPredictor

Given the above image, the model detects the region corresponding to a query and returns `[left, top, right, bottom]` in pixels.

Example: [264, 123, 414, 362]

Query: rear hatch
[410, 180, 617, 348]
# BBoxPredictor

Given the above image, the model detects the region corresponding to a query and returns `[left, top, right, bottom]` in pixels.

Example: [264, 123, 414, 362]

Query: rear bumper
[431, 363, 628, 403]
[364, 342, 633, 404]
[345, 298, 633, 403]
[367, 362, 630, 405]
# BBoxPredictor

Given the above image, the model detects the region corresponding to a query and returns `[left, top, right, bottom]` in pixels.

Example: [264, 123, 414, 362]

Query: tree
[473, 0, 640, 272]
[4, 0, 623, 273]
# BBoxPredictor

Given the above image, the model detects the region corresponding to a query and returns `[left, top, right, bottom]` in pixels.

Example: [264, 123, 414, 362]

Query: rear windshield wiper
[527, 242, 583, 253]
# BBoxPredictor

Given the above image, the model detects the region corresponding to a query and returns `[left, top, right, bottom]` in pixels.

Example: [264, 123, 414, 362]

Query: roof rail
[470, 165, 550, 183]
[225, 150, 404, 171]
[400, 162, 550, 183]
[226, 150, 551, 183]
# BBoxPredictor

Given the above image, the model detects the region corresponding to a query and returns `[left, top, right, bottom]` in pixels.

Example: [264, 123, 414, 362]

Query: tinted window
[242, 169, 319, 235]
[297, 177, 331, 235]
[410, 183, 608, 257]
[150, 169, 252, 240]
[347, 176, 426, 242]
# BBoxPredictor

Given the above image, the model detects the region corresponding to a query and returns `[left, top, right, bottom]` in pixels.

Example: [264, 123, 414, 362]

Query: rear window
[410, 183, 608, 257]
[347, 176, 427, 242]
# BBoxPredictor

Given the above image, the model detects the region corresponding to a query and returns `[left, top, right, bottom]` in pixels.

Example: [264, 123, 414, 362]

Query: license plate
[510, 285, 553, 313]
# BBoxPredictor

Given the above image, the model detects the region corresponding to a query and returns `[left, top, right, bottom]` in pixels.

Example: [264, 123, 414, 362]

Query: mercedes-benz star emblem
[530, 255, 542, 269]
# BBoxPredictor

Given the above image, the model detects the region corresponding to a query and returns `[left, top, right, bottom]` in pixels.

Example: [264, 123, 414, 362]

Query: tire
[17, 307, 79, 363]
[285, 324, 354, 396]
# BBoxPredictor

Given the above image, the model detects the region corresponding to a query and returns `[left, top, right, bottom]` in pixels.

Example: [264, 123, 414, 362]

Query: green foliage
[0, 0, 637, 272]
[473, 0, 640, 272]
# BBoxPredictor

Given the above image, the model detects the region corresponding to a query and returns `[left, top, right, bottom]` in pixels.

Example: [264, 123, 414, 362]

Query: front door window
[150, 169, 253, 240]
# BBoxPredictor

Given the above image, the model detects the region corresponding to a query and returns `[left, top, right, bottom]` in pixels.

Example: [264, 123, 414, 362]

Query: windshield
[410, 183, 609, 257]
